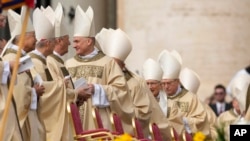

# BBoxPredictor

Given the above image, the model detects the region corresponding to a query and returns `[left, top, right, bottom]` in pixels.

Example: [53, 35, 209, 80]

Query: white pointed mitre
[230, 74, 250, 112]
[157, 49, 170, 75]
[42, 6, 55, 25]
[179, 67, 200, 94]
[104, 29, 132, 61]
[142, 58, 163, 81]
[40, 6, 45, 11]
[20, 6, 34, 33]
[7, 6, 34, 38]
[33, 8, 55, 41]
[157, 49, 169, 62]
[95, 28, 110, 51]
[7, 10, 20, 37]
[158, 50, 181, 79]
[170, 50, 183, 65]
[74, 5, 95, 37]
[54, 2, 68, 37]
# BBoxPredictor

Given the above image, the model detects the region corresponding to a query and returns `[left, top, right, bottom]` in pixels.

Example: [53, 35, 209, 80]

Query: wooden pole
[0, 7, 30, 140]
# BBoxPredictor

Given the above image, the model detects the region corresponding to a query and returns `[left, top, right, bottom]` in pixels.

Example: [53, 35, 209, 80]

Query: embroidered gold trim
[49, 54, 64, 64]
[29, 53, 46, 65]
[4, 48, 25, 57]
[68, 65, 104, 79]
[167, 107, 171, 118]
[61, 67, 70, 77]
[124, 71, 132, 81]
[176, 101, 189, 112]
[60, 67, 75, 88]
[26, 71, 34, 86]
[74, 51, 105, 62]
[167, 89, 188, 100]
[45, 69, 53, 81]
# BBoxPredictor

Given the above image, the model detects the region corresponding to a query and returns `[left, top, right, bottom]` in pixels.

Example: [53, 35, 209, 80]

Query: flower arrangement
[193, 130, 223, 141]
[97, 133, 137, 141]
[114, 133, 133, 141]
[193, 131, 206, 141]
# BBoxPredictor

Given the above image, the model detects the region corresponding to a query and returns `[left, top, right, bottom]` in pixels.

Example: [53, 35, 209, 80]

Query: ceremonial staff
[0, 3, 32, 140]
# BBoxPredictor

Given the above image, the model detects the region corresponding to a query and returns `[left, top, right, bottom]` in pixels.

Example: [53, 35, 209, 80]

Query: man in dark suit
[209, 84, 232, 116]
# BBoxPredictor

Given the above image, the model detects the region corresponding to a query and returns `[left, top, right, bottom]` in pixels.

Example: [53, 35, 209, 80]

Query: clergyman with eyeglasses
[158, 50, 210, 138]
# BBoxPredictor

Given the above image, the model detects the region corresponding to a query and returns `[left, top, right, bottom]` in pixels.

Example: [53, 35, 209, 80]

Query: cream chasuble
[167, 89, 210, 136]
[0, 60, 23, 141]
[28, 51, 66, 141]
[141, 80, 172, 140]
[205, 104, 218, 140]
[45, 53, 77, 141]
[65, 51, 134, 131]
[193, 90, 217, 140]
[3, 48, 46, 141]
[124, 70, 152, 136]
[217, 109, 239, 141]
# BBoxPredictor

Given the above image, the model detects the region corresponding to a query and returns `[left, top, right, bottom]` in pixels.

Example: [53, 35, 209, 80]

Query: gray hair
[36, 38, 55, 48]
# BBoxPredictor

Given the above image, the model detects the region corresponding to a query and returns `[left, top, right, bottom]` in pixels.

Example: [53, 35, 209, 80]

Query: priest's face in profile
[146, 80, 161, 97]
[61, 35, 70, 54]
[73, 36, 94, 56]
[47, 38, 56, 55]
[161, 79, 179, 96]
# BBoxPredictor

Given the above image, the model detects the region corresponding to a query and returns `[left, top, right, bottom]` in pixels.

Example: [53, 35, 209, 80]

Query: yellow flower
[115, 133, 133, 141]
[193, 131, 206, 141]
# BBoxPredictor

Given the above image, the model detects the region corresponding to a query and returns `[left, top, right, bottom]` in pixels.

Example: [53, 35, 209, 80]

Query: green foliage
[216, 126, 226, 141]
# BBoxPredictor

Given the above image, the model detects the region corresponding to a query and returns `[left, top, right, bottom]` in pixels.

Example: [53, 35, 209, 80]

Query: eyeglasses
[214, 92, 225, 95]
[161, 79, 177, 86]
[146, 81, 160, 86]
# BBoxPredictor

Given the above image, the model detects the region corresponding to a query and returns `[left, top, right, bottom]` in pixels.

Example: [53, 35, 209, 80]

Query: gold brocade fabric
[68, 65, 104, 80]
[176, 101, 189, 112]
[65, 53, 134, 132]
[167, 89, 210, 136]
[74, 51, 105, 62]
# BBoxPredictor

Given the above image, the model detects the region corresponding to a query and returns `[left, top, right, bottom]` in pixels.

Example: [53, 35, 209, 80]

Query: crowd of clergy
[0, 3, 250, 141]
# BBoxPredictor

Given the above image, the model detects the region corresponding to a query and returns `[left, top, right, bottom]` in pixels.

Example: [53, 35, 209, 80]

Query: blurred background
[1, 0, 250, 102]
